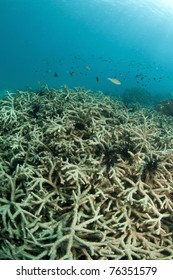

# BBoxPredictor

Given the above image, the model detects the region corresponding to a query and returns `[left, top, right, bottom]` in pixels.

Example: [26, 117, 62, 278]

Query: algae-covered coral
[0, 86, 173, 260]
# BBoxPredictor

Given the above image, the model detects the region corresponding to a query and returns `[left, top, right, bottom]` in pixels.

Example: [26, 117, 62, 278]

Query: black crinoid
[102, 145, 118, 171]
[146, 158, 158, 171]
[142, 155, 160, 182]
[118, 131, 136, 161]
[95, 142, 118, 171]
[74, 121, 86, 131]
[30, 103, 40, 118]
[73, 120, 91, 140]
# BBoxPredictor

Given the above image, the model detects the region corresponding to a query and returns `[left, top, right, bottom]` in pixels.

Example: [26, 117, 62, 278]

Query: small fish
[85, 65, 91, 70]
[108, 77, 121, 85]
[54, 72, 58, 77]
[96, 76, 99, 82]
[70, 71, 76, 76]
[37, 81, 41, 85]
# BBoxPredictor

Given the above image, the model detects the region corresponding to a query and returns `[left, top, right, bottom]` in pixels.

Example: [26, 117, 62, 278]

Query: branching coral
[0, 86, 173, 260]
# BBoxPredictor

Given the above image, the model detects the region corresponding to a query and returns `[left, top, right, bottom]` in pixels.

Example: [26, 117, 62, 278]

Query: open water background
[0, 0, 173, 100]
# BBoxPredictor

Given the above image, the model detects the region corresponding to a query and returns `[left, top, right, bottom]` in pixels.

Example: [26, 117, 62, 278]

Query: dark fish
[96, 76, 99, 82]
[54, 72, 58, 77]
[70, 71, 76, 76]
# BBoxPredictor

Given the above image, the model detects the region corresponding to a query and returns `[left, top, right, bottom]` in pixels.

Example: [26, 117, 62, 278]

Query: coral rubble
[0, 86, 173, 260]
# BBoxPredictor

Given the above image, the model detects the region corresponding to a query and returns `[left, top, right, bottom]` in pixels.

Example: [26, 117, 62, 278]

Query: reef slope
[0, 86, 173, 260]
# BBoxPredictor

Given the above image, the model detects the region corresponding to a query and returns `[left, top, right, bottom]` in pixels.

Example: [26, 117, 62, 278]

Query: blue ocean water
[1, 0, 173, 100]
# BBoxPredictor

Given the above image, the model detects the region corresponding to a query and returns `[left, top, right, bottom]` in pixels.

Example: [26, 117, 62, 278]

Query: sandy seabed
[0, 86, 173, 260]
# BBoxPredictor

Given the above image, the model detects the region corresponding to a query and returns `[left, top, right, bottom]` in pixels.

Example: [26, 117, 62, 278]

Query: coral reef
[0, 86, 173, 260]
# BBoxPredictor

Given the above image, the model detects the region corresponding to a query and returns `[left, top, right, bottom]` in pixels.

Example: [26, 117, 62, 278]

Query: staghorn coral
[0, 86, 173, 260]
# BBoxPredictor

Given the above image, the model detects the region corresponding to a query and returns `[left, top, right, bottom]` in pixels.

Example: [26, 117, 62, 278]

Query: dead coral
[0, 86, 173, 260]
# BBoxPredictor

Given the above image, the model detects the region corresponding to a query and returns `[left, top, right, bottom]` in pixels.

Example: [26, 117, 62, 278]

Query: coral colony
[0, 86, 173, 260]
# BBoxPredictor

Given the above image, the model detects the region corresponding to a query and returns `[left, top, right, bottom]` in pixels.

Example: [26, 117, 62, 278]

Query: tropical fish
[37, 81, 41, 85]
[108, 77, 121, 85]
[96, 76, 99, 82]
[85, 65, 91, 70]
[70, 71, 76, 76]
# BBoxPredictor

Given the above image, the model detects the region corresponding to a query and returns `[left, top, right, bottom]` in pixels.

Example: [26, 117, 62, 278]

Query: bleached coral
[0, 86, 173, 260]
